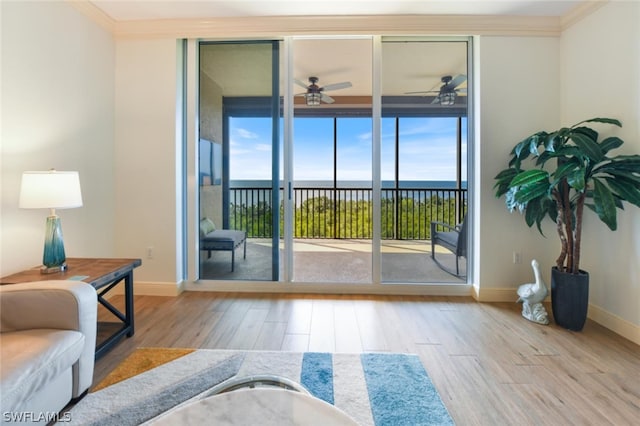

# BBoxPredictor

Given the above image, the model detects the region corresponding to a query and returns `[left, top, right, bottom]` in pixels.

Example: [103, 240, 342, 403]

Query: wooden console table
[0, 258, 142, 359]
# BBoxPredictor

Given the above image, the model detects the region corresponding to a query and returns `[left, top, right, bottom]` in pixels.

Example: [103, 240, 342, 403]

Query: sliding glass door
[290, 38, 373, 283]
[194, 36, 471, 287]
[380, 39, 469, 283]
[198, 41, 281, 281]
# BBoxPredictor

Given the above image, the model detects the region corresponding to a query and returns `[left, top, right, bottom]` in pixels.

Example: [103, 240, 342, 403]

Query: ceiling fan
[295, 76, 352, 105]
[405, 74, 467, 106]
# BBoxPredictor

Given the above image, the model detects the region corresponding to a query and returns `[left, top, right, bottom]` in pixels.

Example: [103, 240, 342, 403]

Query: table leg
[94, 272, 136, 359]
[125, 271, 135, 337]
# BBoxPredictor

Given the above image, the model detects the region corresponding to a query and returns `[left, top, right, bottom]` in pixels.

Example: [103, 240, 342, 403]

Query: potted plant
[494, 118, 640, 330]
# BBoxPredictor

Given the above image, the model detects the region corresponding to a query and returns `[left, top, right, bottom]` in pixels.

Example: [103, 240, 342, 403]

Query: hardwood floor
[95, 292, 640, 425]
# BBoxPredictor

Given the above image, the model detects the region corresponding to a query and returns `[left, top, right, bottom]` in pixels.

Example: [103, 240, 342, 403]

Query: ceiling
[90, 0, 588, 104]
[201, 38, 468, 100]
[90, 1, 584, 21]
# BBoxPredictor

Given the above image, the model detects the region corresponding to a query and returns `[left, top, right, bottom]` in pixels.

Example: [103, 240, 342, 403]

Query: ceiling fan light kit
[439, 91, 456, 106]
[404, 74, 466, 106]
[296, 76, 352, 106]
[305, 92, 322, 106]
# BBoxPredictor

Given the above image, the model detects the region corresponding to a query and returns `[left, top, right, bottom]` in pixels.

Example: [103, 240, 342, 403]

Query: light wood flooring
[95, 292, 640, 425]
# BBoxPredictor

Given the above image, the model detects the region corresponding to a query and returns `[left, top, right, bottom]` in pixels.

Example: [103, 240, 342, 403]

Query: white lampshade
[19, 170, 83, 210]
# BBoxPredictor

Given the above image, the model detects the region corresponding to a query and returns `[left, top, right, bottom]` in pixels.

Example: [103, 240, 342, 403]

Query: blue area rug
[67, 349, 453, 425]
[301, 352, 453, 426]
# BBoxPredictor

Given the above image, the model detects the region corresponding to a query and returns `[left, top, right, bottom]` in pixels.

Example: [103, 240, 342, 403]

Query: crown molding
[112, 14, 563, 39]
[561, 0, 609, 30]
[68, 1, 608, 40]
[67, 0, 116, 33]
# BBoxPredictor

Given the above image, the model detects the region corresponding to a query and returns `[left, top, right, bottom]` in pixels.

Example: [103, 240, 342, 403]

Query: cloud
[235, 128, 259, 139]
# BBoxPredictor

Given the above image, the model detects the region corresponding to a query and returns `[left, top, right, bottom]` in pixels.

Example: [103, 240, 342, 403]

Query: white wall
[0, 1, 115, 276]
[114, 39, 181, 288]
[476, 35, 561, 299]
[560, 2, 640, 334]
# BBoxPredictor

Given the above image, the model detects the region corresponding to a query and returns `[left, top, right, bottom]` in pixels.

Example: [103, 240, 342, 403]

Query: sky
[223, 116, 467, 182]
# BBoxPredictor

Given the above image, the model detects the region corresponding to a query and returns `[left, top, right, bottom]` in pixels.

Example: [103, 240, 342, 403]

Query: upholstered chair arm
[0, 280, 98, 396]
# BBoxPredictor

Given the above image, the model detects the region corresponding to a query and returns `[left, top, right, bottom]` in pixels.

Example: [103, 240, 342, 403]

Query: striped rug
[68, 349, 453, 425]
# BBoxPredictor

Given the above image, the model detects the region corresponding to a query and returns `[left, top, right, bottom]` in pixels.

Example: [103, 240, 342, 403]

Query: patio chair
[200, 218, 247, 272]
[430, 215, 467, 276]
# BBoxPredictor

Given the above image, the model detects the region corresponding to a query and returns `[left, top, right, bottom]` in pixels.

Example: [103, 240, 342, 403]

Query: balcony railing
[228, 186, 467, 240]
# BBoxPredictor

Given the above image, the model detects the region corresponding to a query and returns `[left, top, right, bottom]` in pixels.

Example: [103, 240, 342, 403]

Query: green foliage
[229, 191, 465, 241]
[494, 118, 640, 273]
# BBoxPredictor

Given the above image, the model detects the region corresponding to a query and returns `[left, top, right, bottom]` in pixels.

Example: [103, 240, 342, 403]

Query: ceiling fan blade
[322, 81, 352, 92]
[447, 74, 467, 90]
[321, 93, 335, 104]
[294, 79, 309, 89]
[456, 88, 467, 94]
[431, 96, 441, 105]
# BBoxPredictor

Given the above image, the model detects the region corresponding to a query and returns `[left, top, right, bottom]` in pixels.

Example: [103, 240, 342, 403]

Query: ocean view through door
[198, 41, 281, 281]
[291, 38, 373, 283]
[195, 36, 471, 287]
[380, 39, 469, 283]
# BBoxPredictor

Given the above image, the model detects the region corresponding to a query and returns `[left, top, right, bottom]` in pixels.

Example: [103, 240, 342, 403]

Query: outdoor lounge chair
[200, 218, 247, 272]
[430, 215, 467, 276]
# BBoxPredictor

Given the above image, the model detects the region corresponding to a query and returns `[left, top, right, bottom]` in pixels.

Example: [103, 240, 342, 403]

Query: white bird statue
[516, 259, 549, 325]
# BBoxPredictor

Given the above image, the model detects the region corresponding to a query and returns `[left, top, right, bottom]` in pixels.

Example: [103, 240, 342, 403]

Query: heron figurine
[516, 259, 549, 325]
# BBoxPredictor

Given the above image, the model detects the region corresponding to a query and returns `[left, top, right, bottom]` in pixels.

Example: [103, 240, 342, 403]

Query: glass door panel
[380, 39, 469, 283]
[291, 38, 373, 283]
[198, 41, 281, 281]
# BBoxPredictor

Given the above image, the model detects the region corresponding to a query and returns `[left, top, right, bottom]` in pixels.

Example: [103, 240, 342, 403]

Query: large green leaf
[544, 133, 563, 152]
[513, 137, 533, 159]
[600, 136, 624, 154]
[510, 169, 549, 187]
[595, 156, 640, 175]
[570, 132, 604, 163]
[524, 197, 554, 234]
[572, 126, 599, 143]
[567, 169, 586, 191]
[494, 168, 518, 197]
[593, 178, 617, 230]
[605, 178, 640, 208]
[553, 158, 581, 182]
[514, 180, 550, 204]
[573, 117, 622, 128]
[597, 169, 640, 184]
[550, 145, 586, 161]
[524, 198, 545, 229]
[495, 168, 518, 182]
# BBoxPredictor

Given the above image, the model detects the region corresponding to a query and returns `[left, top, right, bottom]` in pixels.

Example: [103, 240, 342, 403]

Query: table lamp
[19, 170, 83, 273]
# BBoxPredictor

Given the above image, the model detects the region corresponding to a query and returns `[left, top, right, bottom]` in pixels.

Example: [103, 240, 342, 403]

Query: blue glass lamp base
[42, 215, 67, 272]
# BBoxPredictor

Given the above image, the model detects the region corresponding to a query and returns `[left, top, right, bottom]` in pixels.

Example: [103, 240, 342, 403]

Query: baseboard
[185, 281, 473, 296]
[471, 285, 526, 302]
[473, 286, 639, 346]
[588, 303, 640, 346]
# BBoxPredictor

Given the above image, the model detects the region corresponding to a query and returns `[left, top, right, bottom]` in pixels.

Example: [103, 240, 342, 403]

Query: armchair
[0, 280, 97, 421]
[430, 215, 467, 276]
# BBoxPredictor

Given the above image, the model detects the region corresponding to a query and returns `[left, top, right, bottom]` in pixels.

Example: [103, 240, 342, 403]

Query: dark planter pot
[551, 267, 589, 331]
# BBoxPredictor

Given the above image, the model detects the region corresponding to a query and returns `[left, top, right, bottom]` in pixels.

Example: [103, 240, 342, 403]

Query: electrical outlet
[513, 251, 521, 264]
[147, 246, 154, 259]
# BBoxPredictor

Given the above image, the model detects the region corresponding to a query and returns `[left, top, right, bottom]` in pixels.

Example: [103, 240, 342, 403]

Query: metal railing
[228, 186, 467, 239]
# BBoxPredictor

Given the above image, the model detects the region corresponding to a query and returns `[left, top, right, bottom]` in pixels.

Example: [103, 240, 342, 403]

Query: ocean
[230, 180, 467, 189]
[227, 180, 467, 207]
